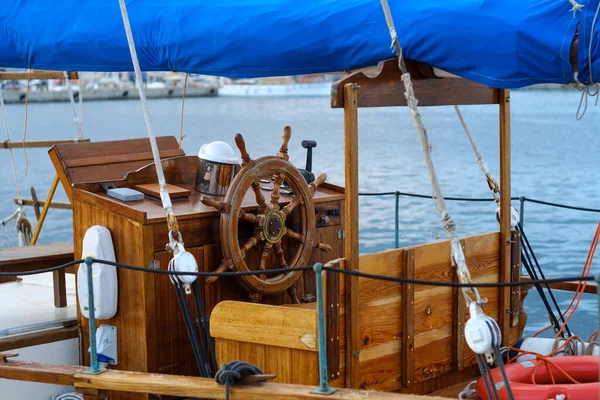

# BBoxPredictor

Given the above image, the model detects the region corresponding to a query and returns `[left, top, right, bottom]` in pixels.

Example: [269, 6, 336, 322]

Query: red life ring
[476, 355, 599, 400]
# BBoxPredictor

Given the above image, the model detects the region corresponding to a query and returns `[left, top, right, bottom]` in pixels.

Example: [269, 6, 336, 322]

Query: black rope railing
[0, 257, 595, 289]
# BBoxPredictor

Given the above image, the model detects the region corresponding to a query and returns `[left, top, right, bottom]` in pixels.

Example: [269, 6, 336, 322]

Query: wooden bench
[0, 243, 75, 307]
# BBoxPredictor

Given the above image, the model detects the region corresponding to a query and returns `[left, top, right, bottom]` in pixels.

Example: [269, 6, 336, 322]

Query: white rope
[63, 71, 83, 141]
[0, 88, 23, 201]
[458, 380, 477, 400]
[118, 0, 181, 248]
[454, 106, 500, 203]
[78, 75, 84, 136]
[568, 0, 584, 15]
[574, 0, 600, 119]
[380, 0, 480, 305]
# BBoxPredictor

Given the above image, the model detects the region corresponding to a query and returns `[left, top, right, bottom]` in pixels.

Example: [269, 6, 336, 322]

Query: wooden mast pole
[343, 83, 360, 388]
[498, 89, 512, 345]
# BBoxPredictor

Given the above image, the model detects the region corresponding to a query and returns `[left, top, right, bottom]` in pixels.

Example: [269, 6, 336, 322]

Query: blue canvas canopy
[0, 0, 598, 88]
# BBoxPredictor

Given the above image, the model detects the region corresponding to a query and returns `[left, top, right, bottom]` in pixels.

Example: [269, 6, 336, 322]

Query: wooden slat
[0, 359, 449, 400]
[210, 301, 318, 352]
[452, 242, 466, 372]
[0, 242, 74, 273]
[343, 83, 360, 389]
[519, 276, 598, 294]
[14, 197, 72, 210]
[0, 71, 79, 80]
[53, 269, 67, 307]
[331, 59, 499, 108]
[401, 249, 414, 388]
[0, 326, 79, 352]
[1, 138, 90, 149]
[64, 149, 183, 168]
[498, 89, 511, 346]
[510, 230, 521, 327]
[326, 260, 341, 381]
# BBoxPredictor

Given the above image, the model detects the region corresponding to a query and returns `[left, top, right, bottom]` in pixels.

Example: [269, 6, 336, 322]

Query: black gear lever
[299, 140, 316, 184]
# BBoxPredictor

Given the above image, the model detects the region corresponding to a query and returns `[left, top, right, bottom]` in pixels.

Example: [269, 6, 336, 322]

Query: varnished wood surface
[498, 89, 512, 345]
[91, 182, 344, 223]
[343, 83, 360, 389]
[0, 358, 450, 399]
[0, 138, 90, 149]
[520, 276, 598, 294]
[211, 301, 318, 351]
[0, 71, 78, 80]
[49, 136, 183, 201]
[0, 242, 74, 271]
[331, 59, 499, 108]
[0, 326, 79, 352]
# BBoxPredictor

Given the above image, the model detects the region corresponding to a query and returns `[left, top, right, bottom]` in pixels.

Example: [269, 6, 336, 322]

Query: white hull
[1, 86, 217, 104]
[219, 82, 330, 97]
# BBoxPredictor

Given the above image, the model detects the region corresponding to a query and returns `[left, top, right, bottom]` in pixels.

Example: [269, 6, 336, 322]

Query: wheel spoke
[309, 173, 327, 196]
[285, 228, 306, 244]
[206, 258, 233, 284]
[259, 242, 273, 271]
[287, 285, 300, 304]
[200, 196, 230, 213]
[239, 209, 258, 225]
[251, 179, 268, 212]
[240, 232, 263, 257]
[313, 240, 332, 253]
[235, 133, 252, 167]
[277, 126, 291, 161]
[274, 242, 288, 268]
[281, 196, 301, 219]
[270, 173, 283, 208]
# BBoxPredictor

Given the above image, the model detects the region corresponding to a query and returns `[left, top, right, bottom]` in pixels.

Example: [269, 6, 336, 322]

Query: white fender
[78, 226, 118, 320]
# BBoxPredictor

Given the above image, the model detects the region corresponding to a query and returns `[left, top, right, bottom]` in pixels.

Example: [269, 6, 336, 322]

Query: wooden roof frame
[331, 59, 500, 108]
[333, 59, 514, 388]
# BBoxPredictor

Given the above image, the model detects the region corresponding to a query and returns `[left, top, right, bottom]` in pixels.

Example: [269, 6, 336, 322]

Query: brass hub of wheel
[263, 210, 285, 244]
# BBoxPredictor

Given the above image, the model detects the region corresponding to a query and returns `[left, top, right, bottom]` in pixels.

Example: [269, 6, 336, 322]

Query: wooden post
[30, 174, 60, 246]
[343, 83, 360, 388]
[30, 174, 67, 308]
[498, 89, 511, 345]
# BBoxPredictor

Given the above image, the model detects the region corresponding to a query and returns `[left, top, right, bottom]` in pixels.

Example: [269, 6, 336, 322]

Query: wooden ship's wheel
[201, 127, 331, 302]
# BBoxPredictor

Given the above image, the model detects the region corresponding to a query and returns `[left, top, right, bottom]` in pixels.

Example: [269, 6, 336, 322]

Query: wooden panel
[358, 249, 403, 349]
[357, 341, 402, 391]
[264, 346, 292, 383]
[289, 348, 319, 386]
[210, 301, 317, 351]
[50, 136, 184, 200]
[402, 250, 414, 388]
[331, 59, 499, 108]
[153, 248, 202, 376]
[344, 83, 360, 389]
[73, 193, 149, 400]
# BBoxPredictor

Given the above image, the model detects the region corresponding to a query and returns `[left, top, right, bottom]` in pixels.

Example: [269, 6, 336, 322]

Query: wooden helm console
[201, 127, 331, 301]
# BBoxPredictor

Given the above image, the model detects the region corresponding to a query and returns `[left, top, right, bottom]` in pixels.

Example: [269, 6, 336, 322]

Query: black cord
[0, 258, 595, 290]
[214, 361, 264, 400]
[518, 224, 572, 337]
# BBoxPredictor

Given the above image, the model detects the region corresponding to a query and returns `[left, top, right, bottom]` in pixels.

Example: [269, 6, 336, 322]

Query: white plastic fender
[516, 337, 600, 362]
[78, 226, 118, 320]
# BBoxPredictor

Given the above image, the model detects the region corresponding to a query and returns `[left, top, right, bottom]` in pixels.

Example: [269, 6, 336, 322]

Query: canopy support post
[343, 83, 360, 389]
[499, 89, 514, 345]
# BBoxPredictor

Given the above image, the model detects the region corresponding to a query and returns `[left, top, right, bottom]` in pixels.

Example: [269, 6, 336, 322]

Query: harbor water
[0, 90, 598, 339]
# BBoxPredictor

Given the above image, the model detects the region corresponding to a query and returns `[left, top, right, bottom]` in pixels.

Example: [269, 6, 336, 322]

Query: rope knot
[215, 361, 265, 400]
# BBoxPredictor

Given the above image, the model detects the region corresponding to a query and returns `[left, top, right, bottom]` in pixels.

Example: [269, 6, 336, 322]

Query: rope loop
[215, 361, 265, 400]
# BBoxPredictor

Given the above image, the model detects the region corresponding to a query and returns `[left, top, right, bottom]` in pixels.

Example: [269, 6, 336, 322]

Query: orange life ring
[476, 356, 599, 400]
